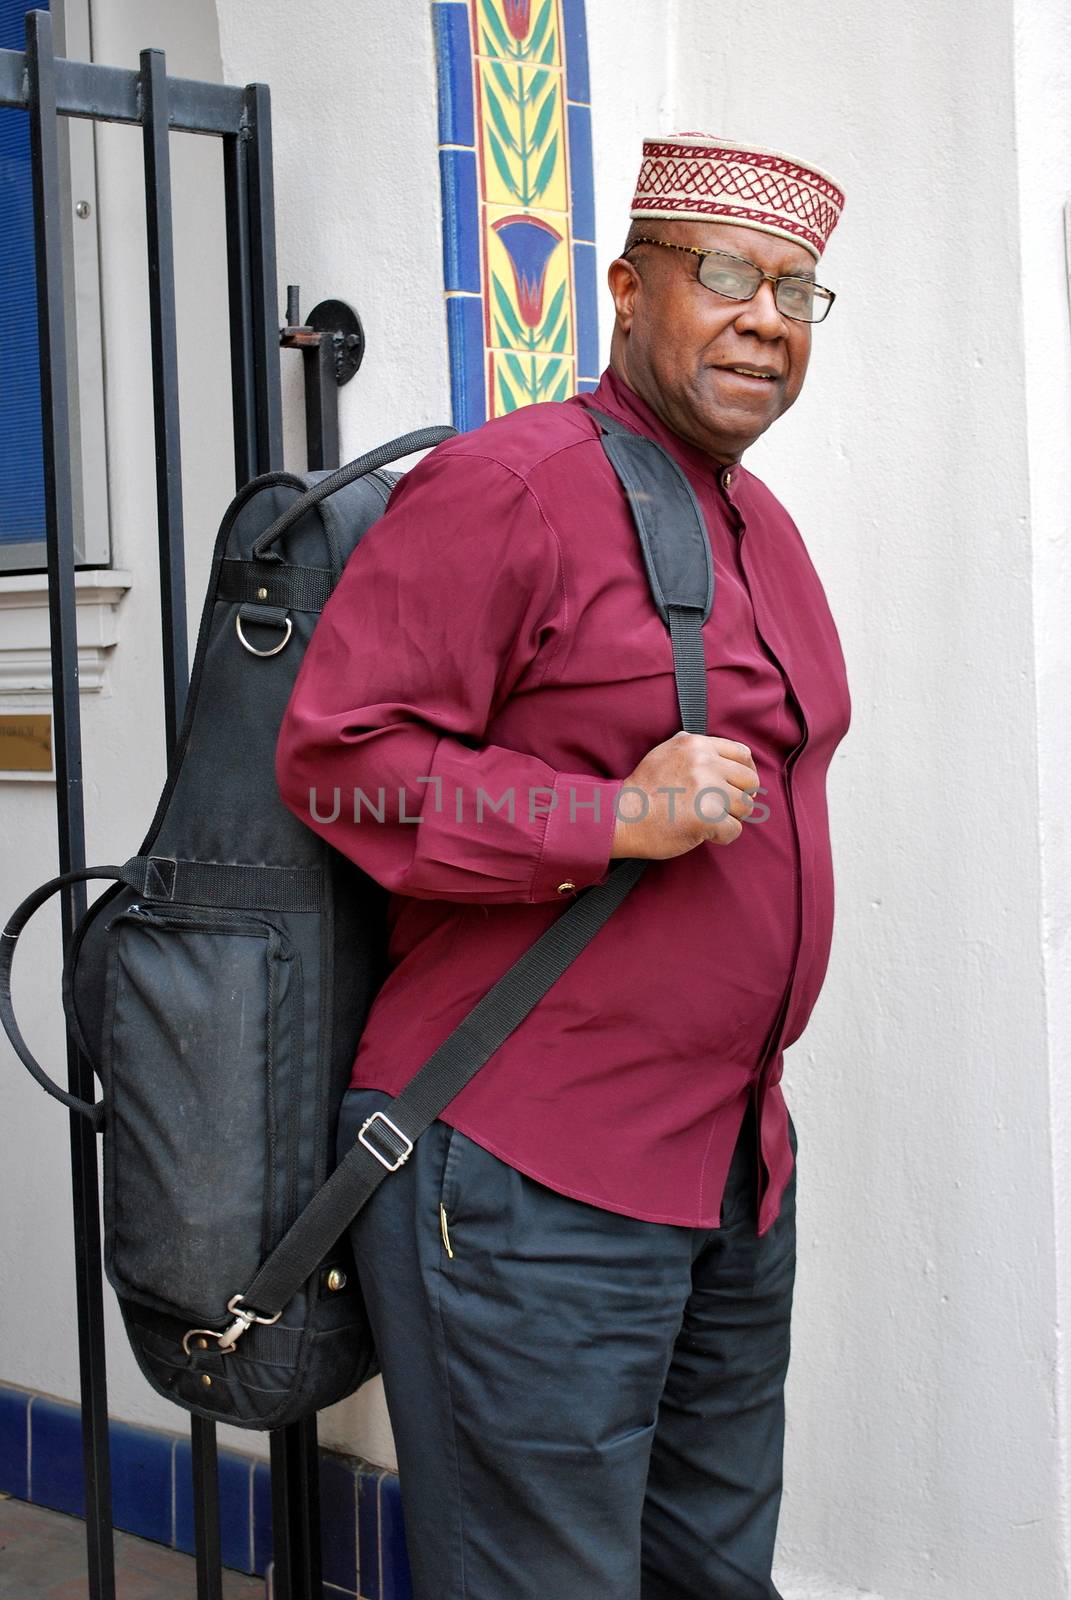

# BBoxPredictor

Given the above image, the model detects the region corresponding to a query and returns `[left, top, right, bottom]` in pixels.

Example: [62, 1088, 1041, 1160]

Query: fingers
[694, 780, 758, 826]
[709, 736, 757, 772]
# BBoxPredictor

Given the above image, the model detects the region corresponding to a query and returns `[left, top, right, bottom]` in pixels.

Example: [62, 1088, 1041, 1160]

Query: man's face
[607, 219, 820, 465]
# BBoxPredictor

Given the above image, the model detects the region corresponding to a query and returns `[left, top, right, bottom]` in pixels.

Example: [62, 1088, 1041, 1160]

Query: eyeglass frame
[622, 235, 837, 324]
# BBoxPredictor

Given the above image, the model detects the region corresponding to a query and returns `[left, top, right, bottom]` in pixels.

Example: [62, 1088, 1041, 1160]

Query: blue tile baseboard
[0, 1380, 413, 1599]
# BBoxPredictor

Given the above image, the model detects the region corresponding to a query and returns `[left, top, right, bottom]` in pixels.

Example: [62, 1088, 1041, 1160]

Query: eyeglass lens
[696, 254, 831, 322]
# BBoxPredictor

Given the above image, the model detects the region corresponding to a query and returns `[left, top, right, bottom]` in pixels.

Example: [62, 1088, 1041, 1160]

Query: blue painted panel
[567, 103, 595, 243]
[572, 241, 601, 379]
[446, 295, 487, 431]
[561, 0, 591, 103]
[432, 2, 475, 147]
[0, 1385, 29, 1500]
[438, 149, 481, 293]
[0, 0, 49, 549]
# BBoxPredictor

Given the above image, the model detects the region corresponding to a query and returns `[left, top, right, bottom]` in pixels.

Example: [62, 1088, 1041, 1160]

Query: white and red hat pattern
[631, 133, 845, 260]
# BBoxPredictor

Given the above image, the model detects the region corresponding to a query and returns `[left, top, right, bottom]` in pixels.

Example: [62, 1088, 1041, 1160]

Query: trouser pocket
[100, 902, 303, 1324]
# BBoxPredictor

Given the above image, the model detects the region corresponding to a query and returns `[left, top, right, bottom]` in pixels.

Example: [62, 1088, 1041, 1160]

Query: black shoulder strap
[585, 406, 714, 737]
[226, 412, 717, 1340]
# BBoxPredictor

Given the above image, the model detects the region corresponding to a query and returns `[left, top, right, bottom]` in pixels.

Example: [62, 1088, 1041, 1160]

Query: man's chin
[682, 405, 767, 461]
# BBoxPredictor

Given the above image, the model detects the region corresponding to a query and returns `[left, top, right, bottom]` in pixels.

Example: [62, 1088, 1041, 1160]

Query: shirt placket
[719, 465, 809, 1229]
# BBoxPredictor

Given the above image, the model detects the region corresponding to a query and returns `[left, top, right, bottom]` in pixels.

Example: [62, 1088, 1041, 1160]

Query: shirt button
[722, 469, 733, 490]
[556, 880, 577, 895]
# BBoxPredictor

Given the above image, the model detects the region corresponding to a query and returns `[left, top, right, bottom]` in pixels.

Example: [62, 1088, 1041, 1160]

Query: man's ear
[607, 256, 641, 334]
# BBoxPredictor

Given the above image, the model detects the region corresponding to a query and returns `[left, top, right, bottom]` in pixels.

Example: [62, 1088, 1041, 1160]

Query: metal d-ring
[235, 611, 292, 657]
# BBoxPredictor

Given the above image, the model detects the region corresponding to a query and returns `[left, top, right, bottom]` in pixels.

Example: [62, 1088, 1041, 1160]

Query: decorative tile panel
[433, 0, 599, 425]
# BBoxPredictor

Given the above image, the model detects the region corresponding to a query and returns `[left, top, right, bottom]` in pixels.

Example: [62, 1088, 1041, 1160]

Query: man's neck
[606, 358, 741, 469]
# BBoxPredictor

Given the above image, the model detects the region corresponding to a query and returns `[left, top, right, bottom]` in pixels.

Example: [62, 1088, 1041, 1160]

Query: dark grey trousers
[338, 1087, 798, 1600]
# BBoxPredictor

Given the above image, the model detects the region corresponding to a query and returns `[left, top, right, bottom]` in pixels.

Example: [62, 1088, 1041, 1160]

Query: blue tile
[572, 241, 601, 379]
[378, 1473, 413, 1600]
[577, 377, 599, 392]
[28, 1394, 84, 1517]
[0, 1385, 29, 1500]
[319, 1452, 359, 1593]
[561, 0, 591, 103]
[109, 1419, 172, 1545]
[446, 296, 487, 431]
[438, 149, 481, 293]
[174, 1438, 254, 1573]
[433, 2, 475, 147]
[253, 1459, 273, 1576]
[357, 1467, 381, 1600]
[567, 103, 595, 243]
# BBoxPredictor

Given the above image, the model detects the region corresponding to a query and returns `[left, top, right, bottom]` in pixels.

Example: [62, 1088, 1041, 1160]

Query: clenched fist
[609, 730, 762, 860]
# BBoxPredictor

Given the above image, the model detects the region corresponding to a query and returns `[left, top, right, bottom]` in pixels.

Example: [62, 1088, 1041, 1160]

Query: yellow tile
[485, 202, 573, 356]
[474, 0, 561, 67]
[489, 349, 576, 415]
[477, 57, 567, 211]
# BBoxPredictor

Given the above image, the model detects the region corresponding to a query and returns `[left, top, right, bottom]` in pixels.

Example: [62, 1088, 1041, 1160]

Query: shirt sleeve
[275, 446, 624, 904]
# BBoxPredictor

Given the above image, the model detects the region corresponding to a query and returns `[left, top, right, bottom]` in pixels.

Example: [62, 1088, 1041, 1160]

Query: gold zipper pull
[439, 1201, 455, 1259]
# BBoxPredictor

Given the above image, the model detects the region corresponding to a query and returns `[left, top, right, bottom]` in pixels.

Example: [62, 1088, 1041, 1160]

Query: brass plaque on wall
[0, 714, 53, 772]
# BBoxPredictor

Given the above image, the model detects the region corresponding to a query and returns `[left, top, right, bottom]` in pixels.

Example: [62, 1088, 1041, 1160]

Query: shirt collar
[576, 366, 747, 498]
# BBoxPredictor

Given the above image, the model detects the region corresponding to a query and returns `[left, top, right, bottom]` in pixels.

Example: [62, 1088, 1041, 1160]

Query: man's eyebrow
[713, 247, 817, 280]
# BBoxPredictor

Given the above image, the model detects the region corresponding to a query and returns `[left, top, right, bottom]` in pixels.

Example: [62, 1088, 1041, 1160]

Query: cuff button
[556, 880, 577, 895]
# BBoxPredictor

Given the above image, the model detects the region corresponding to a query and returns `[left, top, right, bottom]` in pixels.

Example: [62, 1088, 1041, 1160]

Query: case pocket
[100, 902, 303, 1324]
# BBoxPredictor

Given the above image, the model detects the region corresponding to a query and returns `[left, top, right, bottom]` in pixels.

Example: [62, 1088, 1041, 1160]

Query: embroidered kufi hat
[630, 133, 845, 260]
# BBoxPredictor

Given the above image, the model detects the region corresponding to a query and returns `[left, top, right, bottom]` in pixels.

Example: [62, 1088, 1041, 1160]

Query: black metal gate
[0, 10, 351, 1596]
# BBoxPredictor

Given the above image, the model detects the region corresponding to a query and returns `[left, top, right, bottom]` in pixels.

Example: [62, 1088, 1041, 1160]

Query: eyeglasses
[623, 236, 836, 324]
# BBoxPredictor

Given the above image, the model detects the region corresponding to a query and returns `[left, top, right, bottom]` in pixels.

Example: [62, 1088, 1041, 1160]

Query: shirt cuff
[529, 770, 624, 903]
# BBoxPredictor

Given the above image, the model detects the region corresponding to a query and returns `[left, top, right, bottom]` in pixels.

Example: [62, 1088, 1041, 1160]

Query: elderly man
[276, 134, 850, 1600]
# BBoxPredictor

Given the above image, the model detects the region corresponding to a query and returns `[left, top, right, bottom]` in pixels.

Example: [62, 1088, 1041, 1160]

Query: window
[0, 0, 110, 572]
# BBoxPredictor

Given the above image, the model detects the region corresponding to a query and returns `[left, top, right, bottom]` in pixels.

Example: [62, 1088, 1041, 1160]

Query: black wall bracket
[279, 288, 365, 470]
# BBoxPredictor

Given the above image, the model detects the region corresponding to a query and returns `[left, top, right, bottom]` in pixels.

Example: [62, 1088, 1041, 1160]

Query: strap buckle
[358, 1111, 414, 1172]
[144, 856, 177, 900]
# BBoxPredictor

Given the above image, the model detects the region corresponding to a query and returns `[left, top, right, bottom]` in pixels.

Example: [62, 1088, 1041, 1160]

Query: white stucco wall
[1, 1, 1069, 1594]
[656, 1, 1068, 1595]
[1015, 0, 1071, 1577]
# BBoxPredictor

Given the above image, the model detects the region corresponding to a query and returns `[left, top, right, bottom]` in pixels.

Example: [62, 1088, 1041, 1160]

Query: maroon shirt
[275, 366, 851, 1236]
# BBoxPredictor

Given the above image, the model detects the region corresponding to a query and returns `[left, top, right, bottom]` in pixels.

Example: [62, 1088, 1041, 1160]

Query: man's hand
[609, 731, 761, 859]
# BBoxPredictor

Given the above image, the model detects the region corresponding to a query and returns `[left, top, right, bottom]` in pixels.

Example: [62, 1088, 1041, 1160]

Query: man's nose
[733, 279, 788, 337]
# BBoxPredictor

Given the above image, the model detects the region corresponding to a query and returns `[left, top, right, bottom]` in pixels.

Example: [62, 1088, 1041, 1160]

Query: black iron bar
[190, 1416, 225, 1600]
[140, 44, 225, 1600]
[250, 78, 325, 1596]
[140, 46, 189, 758]
[304, 336, 339, 471]
[244, 82, 284, 473]
[0, 44, 245, 133]
[269, 1418, 323, 1600]
[223, 127, 258, 489]
[25, 9, 115, 1597]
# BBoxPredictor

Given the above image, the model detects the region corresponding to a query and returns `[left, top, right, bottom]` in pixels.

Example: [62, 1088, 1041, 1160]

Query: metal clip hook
[181, 1294, 281, 1357]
